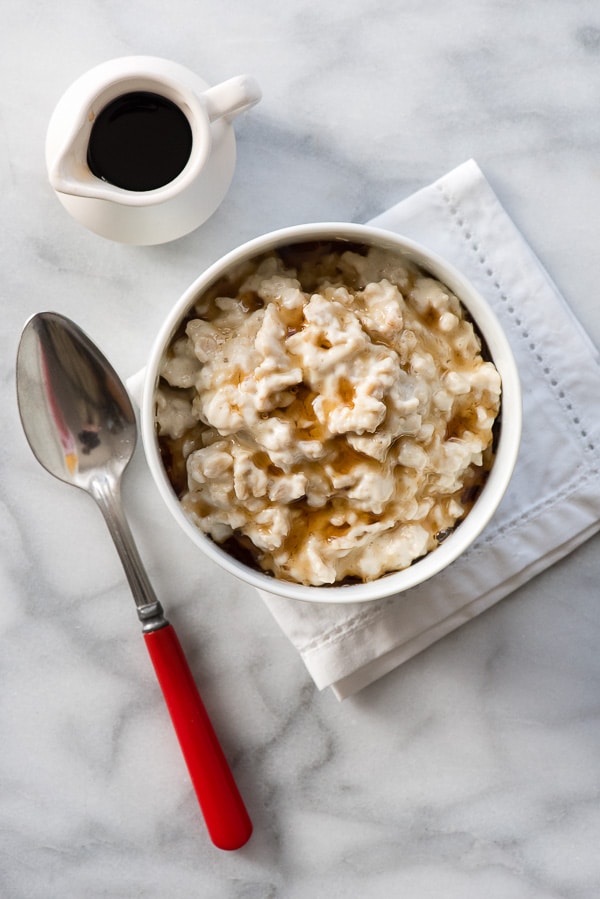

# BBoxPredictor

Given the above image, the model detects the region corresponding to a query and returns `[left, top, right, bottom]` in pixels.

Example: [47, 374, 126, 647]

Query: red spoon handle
[143, 624, 253, 850]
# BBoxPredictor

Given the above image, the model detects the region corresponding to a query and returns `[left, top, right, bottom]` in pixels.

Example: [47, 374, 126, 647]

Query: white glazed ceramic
[45, 56, 261, 245]
[140, 222, 522, 603]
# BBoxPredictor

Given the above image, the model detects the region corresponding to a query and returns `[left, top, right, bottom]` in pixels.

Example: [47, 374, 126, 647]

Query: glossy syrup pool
[87, 91, 193, 191]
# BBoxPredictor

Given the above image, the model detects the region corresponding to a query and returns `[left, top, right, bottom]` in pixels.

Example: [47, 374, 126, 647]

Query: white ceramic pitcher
[45, 56, 261, 245]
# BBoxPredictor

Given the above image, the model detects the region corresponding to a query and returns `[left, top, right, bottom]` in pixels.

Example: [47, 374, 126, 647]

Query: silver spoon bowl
[16, 311, 160, 617]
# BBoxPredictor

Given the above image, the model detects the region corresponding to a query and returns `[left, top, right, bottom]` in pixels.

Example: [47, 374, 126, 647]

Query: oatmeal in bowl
[142, 223, 521, 602]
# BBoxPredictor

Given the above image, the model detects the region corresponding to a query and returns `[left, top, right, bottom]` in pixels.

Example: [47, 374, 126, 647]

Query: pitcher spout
[48, 120, 114, 202]
[46, 88, 142, 204]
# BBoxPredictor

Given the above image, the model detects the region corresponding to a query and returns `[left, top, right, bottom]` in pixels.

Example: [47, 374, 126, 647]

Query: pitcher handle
[203, 75, 262, 123]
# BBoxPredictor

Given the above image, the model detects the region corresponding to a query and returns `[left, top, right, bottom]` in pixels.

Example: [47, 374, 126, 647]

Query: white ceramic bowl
[141, 222, 521, 602]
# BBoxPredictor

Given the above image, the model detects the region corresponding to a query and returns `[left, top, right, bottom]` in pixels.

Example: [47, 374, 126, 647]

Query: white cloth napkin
[259, 159, 600, 700]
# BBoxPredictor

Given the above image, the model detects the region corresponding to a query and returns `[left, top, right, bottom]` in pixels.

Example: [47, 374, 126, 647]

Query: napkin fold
[259, 159, 600, 700]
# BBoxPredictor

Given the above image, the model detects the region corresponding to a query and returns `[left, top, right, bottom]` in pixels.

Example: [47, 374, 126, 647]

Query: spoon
[15, 311, 252, 851]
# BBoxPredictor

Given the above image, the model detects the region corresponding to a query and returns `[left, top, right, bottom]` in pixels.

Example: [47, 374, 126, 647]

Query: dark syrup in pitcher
[87, 91, 193, 191]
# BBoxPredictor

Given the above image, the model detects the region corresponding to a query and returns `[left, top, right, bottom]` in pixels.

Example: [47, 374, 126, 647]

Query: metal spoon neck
[90, 474, 168, 630]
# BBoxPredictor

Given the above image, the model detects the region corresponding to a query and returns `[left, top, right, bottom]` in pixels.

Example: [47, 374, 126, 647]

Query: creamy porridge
[155, 241, 501, 586]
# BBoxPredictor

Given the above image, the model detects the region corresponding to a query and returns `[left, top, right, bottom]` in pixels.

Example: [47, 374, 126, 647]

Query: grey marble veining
[2, 1, 600, 896]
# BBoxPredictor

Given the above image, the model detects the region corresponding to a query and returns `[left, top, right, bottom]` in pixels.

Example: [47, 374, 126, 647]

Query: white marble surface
[2, 1, 600, 896]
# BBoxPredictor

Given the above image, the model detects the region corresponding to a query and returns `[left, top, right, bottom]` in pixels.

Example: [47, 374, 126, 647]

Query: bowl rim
[141, 221, 522, 603]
